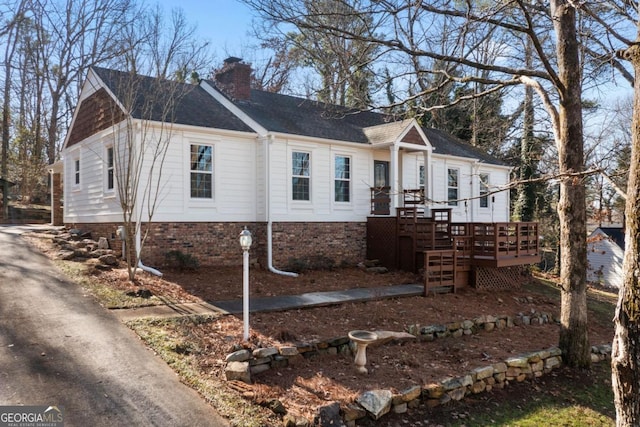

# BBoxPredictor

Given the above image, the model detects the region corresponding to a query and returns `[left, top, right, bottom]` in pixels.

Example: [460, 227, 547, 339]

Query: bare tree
[95, 5, 211, 281]
[32, 0, 136, 164]
[242, 0, 592, 367]
[95, 68, 189, 281]
[117, 4, 212, 80]
[1, 0, 28, 218]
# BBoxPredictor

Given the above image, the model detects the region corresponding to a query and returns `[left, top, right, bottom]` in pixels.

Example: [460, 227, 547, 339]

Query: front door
[373, 161, 390, 214]
[374, 161, 389, 188]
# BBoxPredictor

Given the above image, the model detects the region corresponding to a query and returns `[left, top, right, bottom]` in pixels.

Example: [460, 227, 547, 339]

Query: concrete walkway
[0, 226, 229, 426]
[111, 284, 424, 321]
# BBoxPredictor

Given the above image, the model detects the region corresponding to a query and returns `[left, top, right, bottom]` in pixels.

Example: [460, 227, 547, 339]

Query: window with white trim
[334, 155, 351, 202]
[106, 146, 114, 191]
[74, 159, 80, 185]
[419, 165, 425, 186]
[190, 144, 213, 198]
[479, 173, 490, 208]
[447, 168, 459, 206]
[292, 151, 310, 201]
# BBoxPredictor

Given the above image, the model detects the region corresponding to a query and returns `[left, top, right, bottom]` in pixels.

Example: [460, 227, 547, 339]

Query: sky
[157, 0, 257, 59]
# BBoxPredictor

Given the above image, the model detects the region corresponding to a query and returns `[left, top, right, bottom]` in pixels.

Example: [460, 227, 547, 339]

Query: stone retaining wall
[224, 311, 612, 426]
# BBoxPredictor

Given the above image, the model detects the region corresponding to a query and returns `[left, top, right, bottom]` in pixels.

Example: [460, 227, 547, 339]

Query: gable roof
[211, 84, 506, 166]
[423, 128, 506, 165]
[363, 119, 419, 145]
[79, 67, 506, 166]
[204, 83, 388, 143]
[592, 227, 625, 250]
[92, 67, 254, 133]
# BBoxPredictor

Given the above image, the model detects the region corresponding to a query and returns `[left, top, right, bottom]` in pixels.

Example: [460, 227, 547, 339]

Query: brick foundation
[65, 221, 367, 269]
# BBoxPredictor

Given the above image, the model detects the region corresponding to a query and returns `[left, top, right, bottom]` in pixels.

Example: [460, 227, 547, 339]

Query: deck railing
[370, 187, 425, 215]
[470, 222, 539, 260]
[370, 186, 391, 215]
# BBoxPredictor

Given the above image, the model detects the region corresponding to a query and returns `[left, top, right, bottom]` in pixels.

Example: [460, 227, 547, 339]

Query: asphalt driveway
[0, 225, 229, 426]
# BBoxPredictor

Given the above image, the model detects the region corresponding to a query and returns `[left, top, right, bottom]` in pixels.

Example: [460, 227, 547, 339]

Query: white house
[587, 227, 625, 289]
[58, 58, 527, 279]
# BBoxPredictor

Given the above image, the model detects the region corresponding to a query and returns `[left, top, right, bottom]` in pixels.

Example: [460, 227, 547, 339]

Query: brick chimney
[214, 57, 252, 100]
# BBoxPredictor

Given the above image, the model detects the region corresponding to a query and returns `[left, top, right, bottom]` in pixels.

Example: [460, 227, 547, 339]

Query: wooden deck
[366, 207, 540, 292]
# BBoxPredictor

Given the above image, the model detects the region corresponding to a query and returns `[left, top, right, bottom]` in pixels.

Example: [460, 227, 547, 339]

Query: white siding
[587, 230, 624, 289]
[268, 137, 373, 222]
[64, 130, 122, 223]
[65, 123, 261, 224]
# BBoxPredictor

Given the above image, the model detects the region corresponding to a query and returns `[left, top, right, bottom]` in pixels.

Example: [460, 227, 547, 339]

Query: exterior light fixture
[239, 227, 252, 341]
[239, 227, 252, 251]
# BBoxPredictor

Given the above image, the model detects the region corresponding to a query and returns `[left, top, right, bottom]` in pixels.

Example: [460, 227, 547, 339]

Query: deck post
[390, 145, 400, 216]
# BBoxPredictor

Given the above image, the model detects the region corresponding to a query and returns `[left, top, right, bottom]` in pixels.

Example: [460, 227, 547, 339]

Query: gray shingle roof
[93, 68, 506, 166]
[423, 128, 507, 166]
[598, 227, 625, 249]
[92, 67, 254, 133]
[230, 88, 506, 166]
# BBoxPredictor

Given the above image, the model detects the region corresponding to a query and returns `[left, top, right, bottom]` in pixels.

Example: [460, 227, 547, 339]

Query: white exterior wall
[64, 117, 511, 225]
[428, 155, 510, 223]
[587, 231, 624, 289]
[64, 129, 122, 223]
[268, 136, 373, 222]
[64, 122, 260, 224]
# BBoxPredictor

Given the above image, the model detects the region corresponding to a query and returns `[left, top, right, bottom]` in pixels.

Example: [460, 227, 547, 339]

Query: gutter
[264, 134, 299, 277]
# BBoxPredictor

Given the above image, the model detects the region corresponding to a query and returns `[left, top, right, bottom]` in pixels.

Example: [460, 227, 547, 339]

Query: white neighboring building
[587, 227, 625, 289]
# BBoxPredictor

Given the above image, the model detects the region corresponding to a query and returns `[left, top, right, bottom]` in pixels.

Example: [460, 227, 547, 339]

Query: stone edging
[223, 311, 610, 426]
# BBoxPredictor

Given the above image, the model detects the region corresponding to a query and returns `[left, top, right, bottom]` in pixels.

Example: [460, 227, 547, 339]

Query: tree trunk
[612, 43, 640, 427]
[551, 0, 590, 368]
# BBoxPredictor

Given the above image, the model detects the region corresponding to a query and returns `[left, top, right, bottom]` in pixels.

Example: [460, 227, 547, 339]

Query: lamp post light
[239, 227, 252, 341]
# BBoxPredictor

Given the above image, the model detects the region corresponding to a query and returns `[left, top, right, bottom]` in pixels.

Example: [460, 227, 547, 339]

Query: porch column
[390, 145, 400, 216]
[423, 150, 432, 215]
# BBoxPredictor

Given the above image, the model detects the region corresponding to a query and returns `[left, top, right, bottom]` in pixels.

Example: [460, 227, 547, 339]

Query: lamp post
[239, 227, 252, 341]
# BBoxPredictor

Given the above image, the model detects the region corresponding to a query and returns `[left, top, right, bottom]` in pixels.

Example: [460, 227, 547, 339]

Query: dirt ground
[27, 231, 616, 423]
[88, 263, 615, 422]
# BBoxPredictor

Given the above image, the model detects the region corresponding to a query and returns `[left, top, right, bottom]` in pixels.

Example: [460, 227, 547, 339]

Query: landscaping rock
[372, 330, 416, 345]
[260, 398, 287, 415]
[356, 390, 392, 420]
[283, 414, 310, 427]
[56, 250, 76, 260]
[341, 404, 366, 422]
[314, 402, 343, 427]
[225, 361, 251, 383]
[99, 254, 118, 266]
[253, 347, 278, 358]
[225, 349, 251, 362]
[97, 237, 109, 249]
[279, 346, 299, 357]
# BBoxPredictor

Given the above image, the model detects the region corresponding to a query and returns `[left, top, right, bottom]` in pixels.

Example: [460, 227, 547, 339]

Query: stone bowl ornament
[348, 330, 378, 374]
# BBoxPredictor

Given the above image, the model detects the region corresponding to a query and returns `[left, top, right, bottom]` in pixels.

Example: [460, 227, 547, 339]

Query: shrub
[164, 250, 199, 271]
[285, 255, 335, 273]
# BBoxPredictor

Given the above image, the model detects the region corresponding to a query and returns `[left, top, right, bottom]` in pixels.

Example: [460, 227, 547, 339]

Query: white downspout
[136, 225, 163, 277]
[264, 135, 299, 277]
[132, 123, 162, 277]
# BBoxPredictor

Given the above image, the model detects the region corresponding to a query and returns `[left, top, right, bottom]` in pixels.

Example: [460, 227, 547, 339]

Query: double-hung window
[106, 147, 114, 191]
[292, 151, 310, 201]
[334, 155, 350, 202]
[190, 144, 213, 199]
[74, 159, 80, 185]
[419, 165, 425, 186]
[447, 168, 459, 206]
[479, 173, 490, 208]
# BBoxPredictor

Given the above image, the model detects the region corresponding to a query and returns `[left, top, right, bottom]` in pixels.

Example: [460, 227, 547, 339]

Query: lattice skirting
[473, 265, 530, 290]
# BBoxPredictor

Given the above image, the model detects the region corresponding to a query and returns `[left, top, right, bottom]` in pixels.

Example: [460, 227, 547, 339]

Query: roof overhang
[364, 118, 432, 152]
